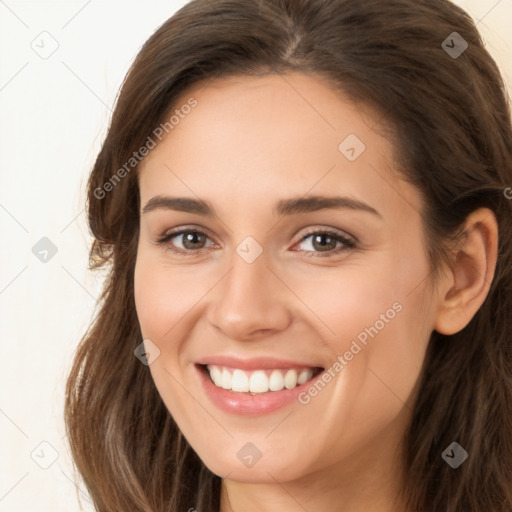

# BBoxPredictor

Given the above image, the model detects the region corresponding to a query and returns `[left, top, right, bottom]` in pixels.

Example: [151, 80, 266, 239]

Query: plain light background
[0, 1, 510, 510]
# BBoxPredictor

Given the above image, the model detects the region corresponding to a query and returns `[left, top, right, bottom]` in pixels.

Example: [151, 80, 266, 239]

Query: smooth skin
[134, 72, 498, 512]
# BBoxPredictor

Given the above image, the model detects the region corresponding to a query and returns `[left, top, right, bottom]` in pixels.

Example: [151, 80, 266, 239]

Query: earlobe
[434, 208, 498, 335]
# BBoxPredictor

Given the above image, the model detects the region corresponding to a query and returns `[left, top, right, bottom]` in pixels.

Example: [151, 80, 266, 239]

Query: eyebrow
[141, 194, 382, 218]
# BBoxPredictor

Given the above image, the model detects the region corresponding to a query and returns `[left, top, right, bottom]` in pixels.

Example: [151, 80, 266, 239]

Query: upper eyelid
[157, 226, 216, 243]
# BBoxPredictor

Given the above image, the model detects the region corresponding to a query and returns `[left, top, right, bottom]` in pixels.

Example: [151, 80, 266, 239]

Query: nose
[207, 250, 291, 341]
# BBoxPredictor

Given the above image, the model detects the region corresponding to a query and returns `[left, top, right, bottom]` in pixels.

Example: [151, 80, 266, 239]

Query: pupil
[314, 234, 335, 251]
[184, 232, 204, 249]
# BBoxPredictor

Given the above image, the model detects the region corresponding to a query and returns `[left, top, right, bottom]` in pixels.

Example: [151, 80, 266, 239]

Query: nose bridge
[208, 246, 290, 339]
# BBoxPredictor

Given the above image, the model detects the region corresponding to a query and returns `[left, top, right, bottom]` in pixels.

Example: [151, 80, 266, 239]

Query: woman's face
[134, 72, 439, 484]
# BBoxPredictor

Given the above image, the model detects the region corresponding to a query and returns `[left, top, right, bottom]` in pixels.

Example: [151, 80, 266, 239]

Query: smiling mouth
[199, 364, 324, 394]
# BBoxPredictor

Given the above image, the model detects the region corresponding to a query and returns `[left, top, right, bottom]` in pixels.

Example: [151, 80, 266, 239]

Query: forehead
[137, 72, 421, 220]
[145, 72, 384, 160]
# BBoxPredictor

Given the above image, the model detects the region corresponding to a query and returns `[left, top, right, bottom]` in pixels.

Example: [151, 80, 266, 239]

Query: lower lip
[195, 364, 321, 415]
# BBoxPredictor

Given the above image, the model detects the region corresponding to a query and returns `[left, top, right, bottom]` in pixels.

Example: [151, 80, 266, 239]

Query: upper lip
[196, 355, 324, 371]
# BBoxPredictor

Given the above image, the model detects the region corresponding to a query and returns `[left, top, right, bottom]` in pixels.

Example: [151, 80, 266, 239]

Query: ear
[434, 208, 498, 335]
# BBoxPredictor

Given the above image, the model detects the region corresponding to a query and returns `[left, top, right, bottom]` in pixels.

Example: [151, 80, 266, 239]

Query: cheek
[284, 260, 414, 348]
[134, 262, 166, 338]
[133, 252, 202, 421]
[310, 250, 433, 392]
[134, 249, 208, 339]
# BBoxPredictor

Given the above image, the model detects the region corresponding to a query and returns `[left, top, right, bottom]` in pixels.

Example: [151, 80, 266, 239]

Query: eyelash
[154, 227, 356, 258]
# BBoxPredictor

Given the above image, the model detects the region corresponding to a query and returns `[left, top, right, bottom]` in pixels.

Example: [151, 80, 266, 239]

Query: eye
[154, 228, 215, 255]
[294, 229, 356, 257]
[153, 227, 356, 258]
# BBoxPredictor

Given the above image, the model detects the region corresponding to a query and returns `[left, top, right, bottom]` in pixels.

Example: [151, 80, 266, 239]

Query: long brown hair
[64, 0, 512, 510]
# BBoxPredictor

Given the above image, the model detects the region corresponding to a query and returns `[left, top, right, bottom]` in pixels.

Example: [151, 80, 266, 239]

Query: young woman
[65, 0, 512, 510]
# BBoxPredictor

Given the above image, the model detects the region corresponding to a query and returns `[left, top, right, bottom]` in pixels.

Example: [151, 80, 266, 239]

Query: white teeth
[269, 369, 284, 391]
[210, 365, 222, 386]
[221, 368, 232, 389]
[231, 369, 249, 392]
[249, 370, 268, 393]
[205, 365, 315, 393]
[284, 369, 298, 389]
[297, 368, 310, 385]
